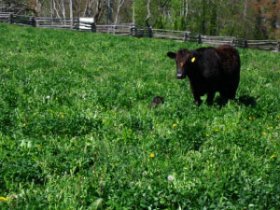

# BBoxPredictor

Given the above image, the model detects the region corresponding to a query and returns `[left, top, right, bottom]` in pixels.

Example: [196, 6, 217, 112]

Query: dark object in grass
[237, 95, 257, 107]
[150, 96, 164, 108]
[167, 45, 240, 106]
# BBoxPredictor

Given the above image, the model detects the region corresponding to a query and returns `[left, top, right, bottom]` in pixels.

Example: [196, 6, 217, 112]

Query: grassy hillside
[0, 23, 280, 209]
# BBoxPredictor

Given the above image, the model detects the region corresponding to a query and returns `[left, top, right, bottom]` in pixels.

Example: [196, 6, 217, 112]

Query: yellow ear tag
[191, 57, 196, 63]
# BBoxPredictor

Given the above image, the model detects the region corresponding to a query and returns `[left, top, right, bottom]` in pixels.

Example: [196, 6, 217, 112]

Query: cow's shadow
[237, 95, 257, 107]
[215, 95, 257, 107]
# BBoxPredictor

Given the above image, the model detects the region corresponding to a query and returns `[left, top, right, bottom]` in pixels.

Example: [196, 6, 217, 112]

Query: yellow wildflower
[0, 196, 10, 202]
[149, 152, 155, 158]
[172, 123, 177, 128]
[262, 131, 267, 136]
[270, 154, 277, 160]
[248, 116, 255, 121]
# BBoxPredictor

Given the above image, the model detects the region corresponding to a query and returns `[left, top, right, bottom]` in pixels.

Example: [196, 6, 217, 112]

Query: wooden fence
[153, 29, 185, 40]
[1, 12, 280, 52]
[95, 24, 133, 35]
[35, 17, 75, 29]
[0, 11, 12, 22]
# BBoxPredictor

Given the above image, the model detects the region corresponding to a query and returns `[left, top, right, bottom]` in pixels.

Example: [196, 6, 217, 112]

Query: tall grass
[0, 23, 280, 209]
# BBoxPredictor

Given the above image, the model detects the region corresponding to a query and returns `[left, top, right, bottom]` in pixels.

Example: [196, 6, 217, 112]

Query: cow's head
[167, 49, 196, 79]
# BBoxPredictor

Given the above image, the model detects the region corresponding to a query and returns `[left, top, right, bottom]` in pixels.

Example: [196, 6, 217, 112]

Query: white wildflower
[167, 175, 175, 182]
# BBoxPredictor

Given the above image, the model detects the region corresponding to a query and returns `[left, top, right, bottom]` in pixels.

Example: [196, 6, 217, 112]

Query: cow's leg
[219, 92, 229, 106]
[227, 89, 237, 100]
[206, 91, 215, 105]
[193, 94, 202, 106]
[223, 80, 239, 100]
[195, 99, 202, 106]
[220, 88, 237, 105]
[190, 84, 202, 106]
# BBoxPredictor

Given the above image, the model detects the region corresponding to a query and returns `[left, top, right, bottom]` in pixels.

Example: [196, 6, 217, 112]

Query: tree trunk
[146, 0, 151, 21]
[61, 0, 66, 19]
[243, 0, 248, 20]
[94, 0, 103, 23]
[50, 0, 54, 18]
[107, 0, 113, 24]
[184, 0, 189, 18]
[27, 0, 41, 16]
[114, 0, 125, 24]
[69, 0, 73, 27]
[60, 0, 66, 25]
[210, 2, 217, 35]
[132, 0, 135, 24]
[200, 0, 206, 34]
[53, 0, 61, 18]
[243, 0, 249, 37]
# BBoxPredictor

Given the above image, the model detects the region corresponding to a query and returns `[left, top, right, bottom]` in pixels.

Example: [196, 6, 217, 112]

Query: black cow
[167, 45, 240, 106]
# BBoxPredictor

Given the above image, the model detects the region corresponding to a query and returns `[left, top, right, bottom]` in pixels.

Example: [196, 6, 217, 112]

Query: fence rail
[10, 14, 35, 26]
[153, 29, 186, 41]
[96, 24, 133, 35]
[35, 17, 76, 29]
[0, 11, 12, 22]
[1, 12, 279, 52]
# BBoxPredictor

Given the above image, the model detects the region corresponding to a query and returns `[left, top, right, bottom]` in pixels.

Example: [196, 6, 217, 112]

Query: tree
[69, 0, 73, 26]
[114, 0, 125, 24]
[255, 0, 280, 39]
[1, 0, 279, 38]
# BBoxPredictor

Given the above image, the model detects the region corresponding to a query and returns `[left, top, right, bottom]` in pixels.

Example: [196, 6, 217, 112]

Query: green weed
[0, 23, 280, 209]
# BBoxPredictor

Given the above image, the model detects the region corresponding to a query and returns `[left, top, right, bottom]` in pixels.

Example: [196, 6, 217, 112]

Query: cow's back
[191, 47, 220, 78]
[215, 45, 240, 98]
[215, 45, 240, 76]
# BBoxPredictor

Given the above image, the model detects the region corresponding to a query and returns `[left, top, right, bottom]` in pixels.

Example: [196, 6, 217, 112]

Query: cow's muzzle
[177, 72, 184, 79]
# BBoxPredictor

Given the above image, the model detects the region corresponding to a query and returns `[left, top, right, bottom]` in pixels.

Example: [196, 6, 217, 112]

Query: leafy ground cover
[0, 23, 280, 209]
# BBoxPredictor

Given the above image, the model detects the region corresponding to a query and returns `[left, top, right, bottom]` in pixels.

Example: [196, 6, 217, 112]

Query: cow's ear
[167, 52, 176, 59]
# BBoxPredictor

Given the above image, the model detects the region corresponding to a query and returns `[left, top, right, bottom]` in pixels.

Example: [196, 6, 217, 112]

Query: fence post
[235, 39, 240, 48]
[113, 25, 116, 35]
[75, 18, 79, 30]
[147, 25, 153, 38]
[243, 39, 248, 48]
[10, 14, 14, 24]
[236, 39, 247, 48]
[31, 17, 38, 27]
[130, 26, 137, 37]
[184, 33, 188, 42]
[198, 34, 202, 44]
[232, 39, 236, 47]
[91, 22, 96, 32]
[276, 41, 280, 52]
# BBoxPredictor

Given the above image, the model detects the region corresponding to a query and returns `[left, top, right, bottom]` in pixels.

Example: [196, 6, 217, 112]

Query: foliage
[0, 23, 280, 209]
[1, 0, 280, 38]
[137, 0, 279, 39]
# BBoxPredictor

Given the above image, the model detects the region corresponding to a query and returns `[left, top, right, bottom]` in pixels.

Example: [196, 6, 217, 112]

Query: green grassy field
[0, 23, 280, 209]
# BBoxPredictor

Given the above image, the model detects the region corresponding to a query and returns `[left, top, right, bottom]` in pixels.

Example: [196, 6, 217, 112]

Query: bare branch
[114, 0, 125, 24]
[53, 0, 61, 18]
[146, 0, 151, 21]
